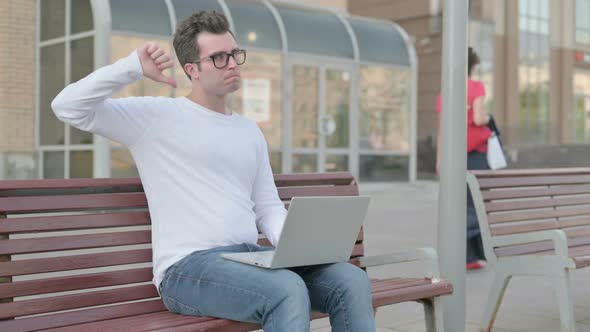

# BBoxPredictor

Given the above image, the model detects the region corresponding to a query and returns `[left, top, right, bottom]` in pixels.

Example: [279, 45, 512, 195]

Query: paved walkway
[308, 181, 590, 332]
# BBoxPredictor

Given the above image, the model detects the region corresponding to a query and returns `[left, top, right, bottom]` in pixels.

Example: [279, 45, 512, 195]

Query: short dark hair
[468, 47, 480, 76]
[173, 11, 233, 78]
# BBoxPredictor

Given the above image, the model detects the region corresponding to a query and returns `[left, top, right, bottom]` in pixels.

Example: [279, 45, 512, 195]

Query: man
[52, 11, 375, 331]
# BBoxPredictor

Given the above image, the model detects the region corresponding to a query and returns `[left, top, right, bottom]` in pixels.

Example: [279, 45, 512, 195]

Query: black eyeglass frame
[193, 49, 247, 69]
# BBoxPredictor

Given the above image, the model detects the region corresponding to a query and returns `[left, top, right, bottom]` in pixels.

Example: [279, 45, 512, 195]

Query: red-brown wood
[19, 278, 453, 332]
[0, 172, 451, 331]
[0, 267, 153, 298]
[0, 249, 152, 277]
[0, 284, 158, 319]
[0, 192, 148, 213]
[0, 211, 151, 234]
[0, 230, 152, 255]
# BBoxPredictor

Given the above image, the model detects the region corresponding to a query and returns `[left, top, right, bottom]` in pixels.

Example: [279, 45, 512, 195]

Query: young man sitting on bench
[51, 10, 375, 332]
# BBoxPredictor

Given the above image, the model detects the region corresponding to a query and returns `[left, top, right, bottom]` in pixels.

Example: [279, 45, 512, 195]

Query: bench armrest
[491, 229, 569, 257]
[358, 248, 441, 281]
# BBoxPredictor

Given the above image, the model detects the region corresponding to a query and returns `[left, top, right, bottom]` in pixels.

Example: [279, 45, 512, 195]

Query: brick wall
[0, 0, 36, 153]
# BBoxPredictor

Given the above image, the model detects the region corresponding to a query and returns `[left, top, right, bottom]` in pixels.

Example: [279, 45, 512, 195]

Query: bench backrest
[0, 172, 361, 327]
[467, 168, 590, 261]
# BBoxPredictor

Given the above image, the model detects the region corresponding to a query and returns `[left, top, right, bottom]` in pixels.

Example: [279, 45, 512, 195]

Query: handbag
[487, 133, 507, 170]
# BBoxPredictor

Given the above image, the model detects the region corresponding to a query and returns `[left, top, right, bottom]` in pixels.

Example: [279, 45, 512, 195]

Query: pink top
[437, 79, 490, 153]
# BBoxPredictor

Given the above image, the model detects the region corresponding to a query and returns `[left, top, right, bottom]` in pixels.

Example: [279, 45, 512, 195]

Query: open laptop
[221, 196, 370, 269]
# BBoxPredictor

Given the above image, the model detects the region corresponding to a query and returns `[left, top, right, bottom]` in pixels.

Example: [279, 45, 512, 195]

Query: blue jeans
[159, 243, 376, 332]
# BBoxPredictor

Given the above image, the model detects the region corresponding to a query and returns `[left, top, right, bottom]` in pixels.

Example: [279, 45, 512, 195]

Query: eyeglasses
[193, 49, 247, 69]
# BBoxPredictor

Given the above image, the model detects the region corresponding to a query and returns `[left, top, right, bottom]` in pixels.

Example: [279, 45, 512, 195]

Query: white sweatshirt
[51, 51, 287, 290]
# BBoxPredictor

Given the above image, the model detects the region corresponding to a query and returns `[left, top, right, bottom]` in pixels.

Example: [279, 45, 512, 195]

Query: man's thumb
[159, 75, 177, 88]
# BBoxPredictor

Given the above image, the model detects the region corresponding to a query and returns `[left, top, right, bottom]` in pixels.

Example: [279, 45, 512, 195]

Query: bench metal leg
[480, 269, 512, 332]
[422, 297, 444, 332]
[553, 269, 575, 332]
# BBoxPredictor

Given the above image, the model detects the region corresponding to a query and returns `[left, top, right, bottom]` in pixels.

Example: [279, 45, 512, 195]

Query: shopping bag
[487, 134, 507, 170]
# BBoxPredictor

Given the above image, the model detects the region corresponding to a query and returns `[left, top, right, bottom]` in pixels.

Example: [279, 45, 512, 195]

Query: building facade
[0, 0, 419, 182]
[350, 0, 590, 177]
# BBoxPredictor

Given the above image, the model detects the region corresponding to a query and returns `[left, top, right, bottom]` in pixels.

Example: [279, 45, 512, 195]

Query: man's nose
[226, 55, 238, 69]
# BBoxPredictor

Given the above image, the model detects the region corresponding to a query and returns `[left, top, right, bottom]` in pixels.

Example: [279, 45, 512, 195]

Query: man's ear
[184, 63, 199, 81]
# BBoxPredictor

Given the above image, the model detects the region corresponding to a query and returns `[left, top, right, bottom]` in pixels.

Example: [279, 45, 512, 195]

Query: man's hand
[138, 42, 177, 88]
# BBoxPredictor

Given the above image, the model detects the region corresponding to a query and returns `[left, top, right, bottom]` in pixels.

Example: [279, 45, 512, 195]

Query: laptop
[221, 196, 370, 269]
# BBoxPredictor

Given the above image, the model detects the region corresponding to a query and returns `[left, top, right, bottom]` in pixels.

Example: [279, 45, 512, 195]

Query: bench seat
[0, 172, 452, 331]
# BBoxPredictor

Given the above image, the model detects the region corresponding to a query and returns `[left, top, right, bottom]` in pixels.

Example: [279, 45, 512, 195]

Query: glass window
[292, 66, 319, 149]
[576, 0, 590, 45]
[111, 0, 171, 36]
[359, 66, 411, 153]
[41, 0, 65, 41]
[111, 149, 139, 178]
[469, 21, 495, 114]
[71, 0, 93, 34]
[43, 151, 65, 179]
[111, 35, 174, 98]
[277, 6, 353, 58]
[231, 51, 282, 150]
[292, 154, 317, 173]
[269, 152, 281, 174]
[574, 71, 590, 142]
[70, 37, 94, 83]
[225, 0, 282, 50]
[518, 0, 551, 144]
[70, 37, 95, 145]
[325, 69, 350, 149]
[359, 155, 409, 182]
[40, 44, 66, 146]
[70, 151, 93, 178]
[348, 17, 409, 66]
[173, 0, 224, 24]
[326, 154, 348, 172]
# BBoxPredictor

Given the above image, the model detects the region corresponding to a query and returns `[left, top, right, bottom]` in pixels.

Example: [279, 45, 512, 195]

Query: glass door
[288, 61, 352, 173]
[574, 70, 590, 142]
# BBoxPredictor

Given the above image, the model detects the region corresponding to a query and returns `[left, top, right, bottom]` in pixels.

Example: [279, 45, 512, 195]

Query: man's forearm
[51, 51, 143, 128]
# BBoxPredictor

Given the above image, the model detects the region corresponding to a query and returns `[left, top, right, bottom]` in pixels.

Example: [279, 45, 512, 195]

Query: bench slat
[477, 175, 590, 189]
[481, 184, 590, 201]
[488, 206, 590, 224]
[572, 255, 590, 268]
[0, 178, 143, 191]
[0, 249, 152, 277]
[485, 195, 590, 212]
[490, 218, 590, 236]
[0, 239, 362, 277]
[0, 173, 352, 192]
[494, 235, 590, 257]
[0, 193, 148, 213]
[0, 299, 167, 332]
[0, 211, 150, 234]
[20, 278, 452, 332]
[371, 280, 454, 307]
[274, 172, 354, 187]
[495, 240, 590, 269]
[278, 185, 359, 200]
[471, 168, 590, 178]
[0, 267, 153, 298]
[0, 230, 152, 255]
[0, 284, 158, 319]
[44, 311, 235, 332]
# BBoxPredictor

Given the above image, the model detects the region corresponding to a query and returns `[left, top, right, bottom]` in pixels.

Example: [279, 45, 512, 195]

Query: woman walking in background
[436, 47, 491, 270]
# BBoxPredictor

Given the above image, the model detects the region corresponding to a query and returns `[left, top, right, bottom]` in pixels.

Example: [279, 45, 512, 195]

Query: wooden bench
[0, 172, 452, 331]
[467, 168, 590, 332]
